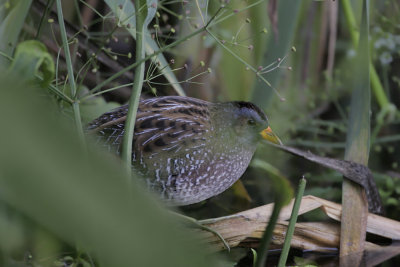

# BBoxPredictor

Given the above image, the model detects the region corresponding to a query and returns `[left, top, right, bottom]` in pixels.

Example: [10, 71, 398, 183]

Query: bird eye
[247, 119, 256, 125]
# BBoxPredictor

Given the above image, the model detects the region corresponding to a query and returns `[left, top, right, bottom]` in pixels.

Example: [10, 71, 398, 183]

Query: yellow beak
[260, 126, 283, 145]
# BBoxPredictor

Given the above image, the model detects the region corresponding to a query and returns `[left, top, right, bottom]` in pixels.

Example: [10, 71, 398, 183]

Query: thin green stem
[340, 0, 358, 46]
[35, 0, 55, 39]
[195, 0, 205, 26]
[46, 81, 74, 103]
[73, 0, 84, 28]
[173, 212, 230, 251]
[79, 0, 106, 18]
[207, 30, 286, 100]
[121, 0, 147, 175]
[370, 65, 389, 108]
[148, 80, 203, 86]
[147, 68, 206, 84]
[56, 0, 85, 144]
[158, 4, 182, 19]
[0, 50, 13, 61]
[206, 31, 267, 83]
[277, 177, 307, 267]
[56, 1, 77, 97]
[213, 0, 264, 25]
[81, 82, 134, 101]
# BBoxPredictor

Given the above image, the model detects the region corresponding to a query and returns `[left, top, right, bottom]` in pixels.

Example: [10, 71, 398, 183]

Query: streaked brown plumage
[88, 96, 281, 205]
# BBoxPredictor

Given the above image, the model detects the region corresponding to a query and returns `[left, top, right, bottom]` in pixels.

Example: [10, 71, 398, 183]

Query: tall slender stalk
[56, 0, 85, 144]
[121, 0, 146, 176]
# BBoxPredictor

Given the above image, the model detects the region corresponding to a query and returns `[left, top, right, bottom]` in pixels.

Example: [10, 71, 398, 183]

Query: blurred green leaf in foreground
[0, 72, 218, 266]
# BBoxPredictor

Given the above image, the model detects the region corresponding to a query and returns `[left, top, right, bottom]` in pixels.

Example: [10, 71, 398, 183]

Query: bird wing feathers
[87, 96, 212, 158]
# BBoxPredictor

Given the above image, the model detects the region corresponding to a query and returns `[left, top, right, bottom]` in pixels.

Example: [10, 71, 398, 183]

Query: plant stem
[35, 0, 55, 39]
[370, 65, 389, 108]
[56, 0, 85, 144]
[121, 0, 146, 176]
[207, 30, 286, 100]
[340, 0, 358, 46]
[277, 177, 306, 267]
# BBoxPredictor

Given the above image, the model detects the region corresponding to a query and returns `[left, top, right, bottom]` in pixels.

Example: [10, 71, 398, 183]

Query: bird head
[229, 101, 282, 146]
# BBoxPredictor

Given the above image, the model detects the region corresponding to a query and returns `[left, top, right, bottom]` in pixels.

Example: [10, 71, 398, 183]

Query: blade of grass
[251, 159, 293, 267]
[56, 0, 85, 145]
[340, 0, 370, 263]
[277, 177, 306, 267]
[341, 0, 396, 116]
